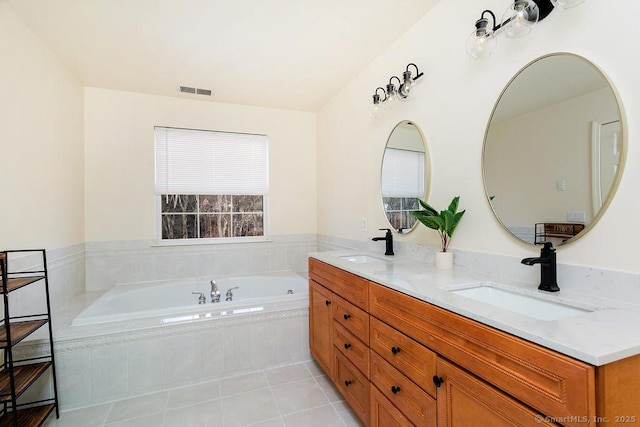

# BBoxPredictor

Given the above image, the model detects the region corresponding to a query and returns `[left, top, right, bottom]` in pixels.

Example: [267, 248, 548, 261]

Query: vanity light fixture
[466, 0, 585, 59]
[369, 63, 423, 117]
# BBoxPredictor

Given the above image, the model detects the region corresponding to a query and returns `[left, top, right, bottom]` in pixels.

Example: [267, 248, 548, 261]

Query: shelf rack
[0, 250, 58, 426]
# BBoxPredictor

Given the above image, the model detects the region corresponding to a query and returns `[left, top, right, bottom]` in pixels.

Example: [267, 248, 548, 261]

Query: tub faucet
[521, 242, 560, 292]
[372, 228, 394, 256]
[226, 287, 239, 301]
[210, 280, 221, 303]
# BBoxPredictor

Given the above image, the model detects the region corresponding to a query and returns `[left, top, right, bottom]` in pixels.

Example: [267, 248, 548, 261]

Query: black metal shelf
[0, 250, 58, 426]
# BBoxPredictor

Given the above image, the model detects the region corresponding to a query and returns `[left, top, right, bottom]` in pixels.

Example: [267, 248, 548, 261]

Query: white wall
[485, 88, 617, 227]
[84, 88, 317, 242]
[317, 0, 640, 273]
[0, 2, 84, 250]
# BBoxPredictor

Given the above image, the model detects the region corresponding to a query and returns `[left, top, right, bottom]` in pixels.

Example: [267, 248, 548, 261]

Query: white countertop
[310, 250, 640, 366]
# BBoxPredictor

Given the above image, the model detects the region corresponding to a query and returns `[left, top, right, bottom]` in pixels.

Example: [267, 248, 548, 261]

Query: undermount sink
[340, 255, 386, 264]
[447, 283, 595, 321]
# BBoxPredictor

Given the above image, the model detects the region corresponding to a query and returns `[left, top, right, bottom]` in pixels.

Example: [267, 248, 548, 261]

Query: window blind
[381, 148, 425, 198]
[155, 127, 268, 195]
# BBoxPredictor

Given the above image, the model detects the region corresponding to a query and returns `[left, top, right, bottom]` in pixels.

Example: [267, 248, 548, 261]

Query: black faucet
[372, 228, 394, 256]
[521, 242, 559, 292]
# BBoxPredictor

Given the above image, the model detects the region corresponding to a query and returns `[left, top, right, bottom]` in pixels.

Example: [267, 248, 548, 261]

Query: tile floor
[43, 360, 365, 427]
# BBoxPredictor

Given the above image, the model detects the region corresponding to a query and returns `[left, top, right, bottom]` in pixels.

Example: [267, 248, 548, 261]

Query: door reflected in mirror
[483, 53, 625, 245]
[381, 121, 430, 233]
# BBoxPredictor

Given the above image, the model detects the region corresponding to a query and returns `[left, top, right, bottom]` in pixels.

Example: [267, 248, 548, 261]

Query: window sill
[150, 237, 273, 248]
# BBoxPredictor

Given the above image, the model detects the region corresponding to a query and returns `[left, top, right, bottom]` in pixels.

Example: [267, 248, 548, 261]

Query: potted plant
[411, 196, 465, 269]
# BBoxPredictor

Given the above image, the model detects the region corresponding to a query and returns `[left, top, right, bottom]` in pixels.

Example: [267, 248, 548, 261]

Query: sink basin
[340, 255, 386, 264]
[448, 283, 594, 321]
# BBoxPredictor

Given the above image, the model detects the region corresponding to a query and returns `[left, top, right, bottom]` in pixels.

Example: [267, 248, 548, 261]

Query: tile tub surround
[85, 234, 317, 291]
[310, 249, 640, 365]
[16, 297, 310, 412]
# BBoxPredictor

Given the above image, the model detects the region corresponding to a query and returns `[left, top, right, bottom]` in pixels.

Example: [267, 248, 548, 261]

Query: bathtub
[72, 270, 308, 326]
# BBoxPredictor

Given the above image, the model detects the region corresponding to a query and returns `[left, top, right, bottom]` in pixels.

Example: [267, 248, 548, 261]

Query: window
[381, 147, 425, 231]
[155, 127, 268, 242]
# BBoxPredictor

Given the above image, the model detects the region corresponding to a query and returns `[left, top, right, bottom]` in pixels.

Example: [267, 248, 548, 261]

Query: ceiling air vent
[178, 85, 213, 96]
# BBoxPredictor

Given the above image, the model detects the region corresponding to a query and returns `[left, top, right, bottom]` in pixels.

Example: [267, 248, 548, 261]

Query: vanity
[309, 253, 640, 426]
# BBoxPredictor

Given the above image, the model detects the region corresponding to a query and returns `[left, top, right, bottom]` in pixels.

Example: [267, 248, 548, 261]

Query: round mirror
[381, 121, 430, 233]
[483, 53, 625, 246]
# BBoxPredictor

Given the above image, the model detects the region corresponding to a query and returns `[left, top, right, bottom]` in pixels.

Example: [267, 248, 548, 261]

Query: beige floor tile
[265, 363, 312, 387]
[167, 380, 221, 409]
[163, 399, 223, 427]
[104, 391, 167, 424]
[219, 371, 269, 397]
[221, 388, 280, 427]
[271, 378, 329, 415]
[282, 404, 344, 427]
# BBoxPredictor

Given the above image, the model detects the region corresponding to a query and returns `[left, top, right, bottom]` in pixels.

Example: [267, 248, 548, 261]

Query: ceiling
[7, 0, 440, 112]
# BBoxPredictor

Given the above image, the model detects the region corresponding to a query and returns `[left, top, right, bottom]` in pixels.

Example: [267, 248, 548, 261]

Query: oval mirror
[381, 121, 430, 233]
[483, 53, 625, 246]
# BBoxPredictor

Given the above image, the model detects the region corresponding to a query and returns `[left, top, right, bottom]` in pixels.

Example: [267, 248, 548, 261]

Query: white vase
[435, 251, 453, 269]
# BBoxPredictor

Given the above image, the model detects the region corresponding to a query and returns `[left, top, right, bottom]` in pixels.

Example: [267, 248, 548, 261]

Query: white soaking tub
[72, 270, 308, 326]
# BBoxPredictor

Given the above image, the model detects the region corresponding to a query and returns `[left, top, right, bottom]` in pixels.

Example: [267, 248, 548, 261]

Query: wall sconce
[466, 0, 585, 59]
[369, 63, 423, 117]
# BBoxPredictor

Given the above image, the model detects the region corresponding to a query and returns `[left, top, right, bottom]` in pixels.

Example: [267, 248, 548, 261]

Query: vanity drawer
[369, 282, 596, 422]
[333, 294, 369, 344]
[334, 351, 370, 426]
[309, 258, 368, 310]
[370, 316, 436, 397]
[370, 385, 413, 427]
[370, 351, 436, 427]
[334, 321, 369, 377]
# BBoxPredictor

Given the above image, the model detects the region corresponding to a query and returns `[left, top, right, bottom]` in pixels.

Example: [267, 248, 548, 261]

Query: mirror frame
[380, 120, 430, 234]
[482, 52, 627, 246]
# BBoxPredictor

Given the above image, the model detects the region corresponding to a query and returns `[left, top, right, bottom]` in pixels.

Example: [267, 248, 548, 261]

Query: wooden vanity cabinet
[310, 258, 640, 427]
[309, 280, 334, 376]
[435, 357, 556, 426]
[309, 259, 370, 425]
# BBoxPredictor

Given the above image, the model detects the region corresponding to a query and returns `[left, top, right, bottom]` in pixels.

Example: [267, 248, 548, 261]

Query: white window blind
[381, 148, 425, 198]
[155, 127, 268, 194]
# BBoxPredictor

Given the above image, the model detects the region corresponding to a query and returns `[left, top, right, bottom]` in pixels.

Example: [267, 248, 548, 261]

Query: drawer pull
[391, 385, 401, 394]
[343, 313, 351, 320]
[433, 375, 444, 388]
[390, 346, 401, 355]
[344, 380, 352, 387]
[325, 300, 331, 306]
[344, 343, 352, 350]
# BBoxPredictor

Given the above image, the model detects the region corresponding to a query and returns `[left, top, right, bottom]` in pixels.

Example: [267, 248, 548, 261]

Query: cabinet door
[435, 358, 555, 427]
[309, 280, 334, 377]
[371, 385, 413, 427]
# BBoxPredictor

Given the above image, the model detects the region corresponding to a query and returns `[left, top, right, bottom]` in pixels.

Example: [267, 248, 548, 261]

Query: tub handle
[225, 287, 239, 301]
[192, 292, 206, 304]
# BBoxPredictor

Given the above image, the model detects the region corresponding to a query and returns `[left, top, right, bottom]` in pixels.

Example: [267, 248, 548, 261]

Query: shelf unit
[0, 250, 58, 427]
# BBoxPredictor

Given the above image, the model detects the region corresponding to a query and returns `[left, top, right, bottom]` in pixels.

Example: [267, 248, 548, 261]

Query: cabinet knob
[391, 385, 401, 394]
[325, 300, 331, 306]
[343, 313, 351, 320]
[390, 346, 401, 355]
[344, 343, 352, 350]
[433, 375, 444, 388]
[344, 380, 352, 387]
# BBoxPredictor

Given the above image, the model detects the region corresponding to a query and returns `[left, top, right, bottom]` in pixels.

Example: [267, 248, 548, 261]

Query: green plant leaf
[417, 198, 438, 216]
[447, 196, 460, 214]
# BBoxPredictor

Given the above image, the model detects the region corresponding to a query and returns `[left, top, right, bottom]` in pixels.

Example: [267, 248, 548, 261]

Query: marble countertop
[309, 250, 640, 366]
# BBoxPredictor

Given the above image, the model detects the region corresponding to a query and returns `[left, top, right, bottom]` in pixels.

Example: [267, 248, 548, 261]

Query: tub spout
[211, 280, 221, 303]
[226, 287, 239, 301]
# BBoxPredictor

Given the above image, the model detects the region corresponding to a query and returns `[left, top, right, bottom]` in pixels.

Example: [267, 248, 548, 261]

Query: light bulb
[502, 0, 538, 38]
[398, 70, 414, 101]
[550, 0, 585, 8]
[466, 29, 497, 59]
[385, 83, 398, 109]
